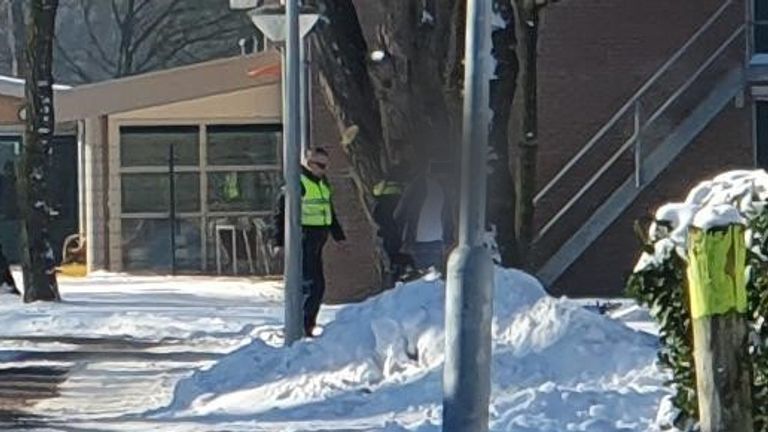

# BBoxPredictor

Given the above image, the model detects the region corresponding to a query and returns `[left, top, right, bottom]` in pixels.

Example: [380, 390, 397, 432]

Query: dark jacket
[373, 190, 403, 254]
[272, 167, 346, 247]
[394, 176, 454, 250]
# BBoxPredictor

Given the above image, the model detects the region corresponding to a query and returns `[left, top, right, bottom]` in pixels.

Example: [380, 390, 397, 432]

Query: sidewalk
[0, 273, 288, 431]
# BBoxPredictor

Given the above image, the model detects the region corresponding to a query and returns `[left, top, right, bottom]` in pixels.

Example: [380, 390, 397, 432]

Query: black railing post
[169, 143, 177, 275]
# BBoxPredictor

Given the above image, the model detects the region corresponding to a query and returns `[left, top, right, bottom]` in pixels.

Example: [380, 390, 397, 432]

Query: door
[0, 136, 21, 262]
[758, 0, 768, 54]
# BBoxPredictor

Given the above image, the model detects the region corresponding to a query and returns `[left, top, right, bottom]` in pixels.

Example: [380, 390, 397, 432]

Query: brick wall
[309, 63, 380, 304]
[534, 0, 753, 296]
[553, 104, 753, 297]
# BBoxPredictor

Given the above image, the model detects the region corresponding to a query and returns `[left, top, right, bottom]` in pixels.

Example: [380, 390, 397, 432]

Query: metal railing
[534, 0, 746, 242]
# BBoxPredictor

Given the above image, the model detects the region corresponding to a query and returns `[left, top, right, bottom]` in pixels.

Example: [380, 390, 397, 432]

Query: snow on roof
[0, 75, 71, 98]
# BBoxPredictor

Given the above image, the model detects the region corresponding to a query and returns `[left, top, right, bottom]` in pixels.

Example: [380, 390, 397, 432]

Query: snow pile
[159, 269, 665, 431]
[0, 271, 285, 342]
[637, 169, 768, 272]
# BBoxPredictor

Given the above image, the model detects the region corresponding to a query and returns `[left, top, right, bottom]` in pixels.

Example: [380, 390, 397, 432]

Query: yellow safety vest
[301, 175, 333, 227]
[223, 173, 240, 201]
[373, 180, 403, 197]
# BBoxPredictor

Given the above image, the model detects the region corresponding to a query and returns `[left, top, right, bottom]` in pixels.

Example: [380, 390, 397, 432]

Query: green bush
[627, 208, 768, 431]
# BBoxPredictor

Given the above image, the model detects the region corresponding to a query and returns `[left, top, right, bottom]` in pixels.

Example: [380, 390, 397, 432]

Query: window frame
[117, 122, 283, 273]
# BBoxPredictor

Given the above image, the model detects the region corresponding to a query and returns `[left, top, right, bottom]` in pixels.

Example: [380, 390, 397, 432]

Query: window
[121, 218, 202, 271]
[207, 171, 280, 212]
[0, 136, 20, 221]
[207, 124, 281, 166]
[118, 123, 281, 274]
[758, 0, 768, 54]
[120, 126, 199, 167]
[121, 173, 200, 213]
[757, 102, 768, 168]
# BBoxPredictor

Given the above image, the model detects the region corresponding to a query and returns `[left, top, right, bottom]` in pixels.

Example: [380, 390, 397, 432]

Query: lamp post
[443, 0, 494, 430]
[242, 1, 319, 345]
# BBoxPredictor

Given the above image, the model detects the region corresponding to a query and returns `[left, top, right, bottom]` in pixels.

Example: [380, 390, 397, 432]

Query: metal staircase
[533, 0, 749, 288]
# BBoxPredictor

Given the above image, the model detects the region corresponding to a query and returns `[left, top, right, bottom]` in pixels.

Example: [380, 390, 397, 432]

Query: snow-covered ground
[0, 269, 668, 431]
[0, 271, 287, 342]
[0, 271, 297, 429]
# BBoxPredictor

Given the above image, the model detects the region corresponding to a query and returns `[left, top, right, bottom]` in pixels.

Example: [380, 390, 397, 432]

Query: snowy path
[0, 273, 291, 431]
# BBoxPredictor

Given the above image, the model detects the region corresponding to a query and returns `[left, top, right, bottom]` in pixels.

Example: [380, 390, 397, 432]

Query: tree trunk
[487, 0, 520, 266]
[311, 0, 390, 287]
[312, 0, 386, 187]
[512, 1, 541, 268]
[19, 0, 60, 303]
[312, 0, 466, 289]
[313, 1, 552, 274]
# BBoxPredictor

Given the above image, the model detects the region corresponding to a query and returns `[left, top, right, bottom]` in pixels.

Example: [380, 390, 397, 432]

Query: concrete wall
[111, 85, 282, 122]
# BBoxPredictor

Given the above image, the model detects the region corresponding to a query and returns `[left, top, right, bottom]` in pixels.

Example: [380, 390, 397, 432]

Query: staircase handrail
[534, 0, 737, 206]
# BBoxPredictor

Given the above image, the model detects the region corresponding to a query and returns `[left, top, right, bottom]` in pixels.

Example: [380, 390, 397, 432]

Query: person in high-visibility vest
[273, 148, 346, 337]
[372, 162, 413, 283]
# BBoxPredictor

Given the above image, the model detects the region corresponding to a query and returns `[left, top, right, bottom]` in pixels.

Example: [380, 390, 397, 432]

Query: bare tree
[0, 0, 26, 76]
[311, 0, 557, 269]
[19, 0, 61, 302]
[53, 0, 253, 83]
[512, 0, 558, 266]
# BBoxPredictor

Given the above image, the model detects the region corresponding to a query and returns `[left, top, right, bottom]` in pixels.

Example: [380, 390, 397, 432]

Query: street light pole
[239, 0, 319, 347]
[300, 37, 310, 159]
[442, 0, 494, 429]
[282, 0, 304, 344]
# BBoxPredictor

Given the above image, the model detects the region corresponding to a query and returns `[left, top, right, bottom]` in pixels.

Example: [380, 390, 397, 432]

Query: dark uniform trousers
[302, 228, 329, 335]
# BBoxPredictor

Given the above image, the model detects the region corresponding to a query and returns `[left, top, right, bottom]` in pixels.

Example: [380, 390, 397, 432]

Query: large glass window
[120, 126, 199, 167]
[207, 171, 280, 213]
[118, 123, 281, 275]
[207, 125, 281, 166]
[121, 218, 202, 272]
[121, 173, 200, 213]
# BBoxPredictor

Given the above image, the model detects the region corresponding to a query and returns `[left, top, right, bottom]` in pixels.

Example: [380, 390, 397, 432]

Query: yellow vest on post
[301, 175, 333, 227]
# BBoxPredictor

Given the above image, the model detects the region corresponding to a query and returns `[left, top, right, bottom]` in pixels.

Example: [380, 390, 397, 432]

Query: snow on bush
[157, 268, 665, 431]
[628, 169, 768, 431]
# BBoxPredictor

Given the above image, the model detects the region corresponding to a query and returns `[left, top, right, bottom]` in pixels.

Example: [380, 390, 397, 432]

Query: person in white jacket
[394, 163, 454, 272]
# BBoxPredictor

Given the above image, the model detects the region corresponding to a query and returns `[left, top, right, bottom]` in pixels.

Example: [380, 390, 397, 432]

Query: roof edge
[56, 51, 282, 122]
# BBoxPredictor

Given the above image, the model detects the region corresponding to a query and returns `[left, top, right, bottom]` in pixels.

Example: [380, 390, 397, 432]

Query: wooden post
[687, 223, 753, 432]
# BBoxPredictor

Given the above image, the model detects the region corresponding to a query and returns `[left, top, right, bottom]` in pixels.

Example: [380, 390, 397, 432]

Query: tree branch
[78, 0, 116, 70]
[53, 36, 92, 82]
